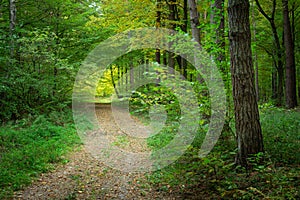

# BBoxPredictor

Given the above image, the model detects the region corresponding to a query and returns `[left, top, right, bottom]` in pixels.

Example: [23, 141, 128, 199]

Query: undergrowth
[143, 106, 300, 199]
[0, 109, 81, 199]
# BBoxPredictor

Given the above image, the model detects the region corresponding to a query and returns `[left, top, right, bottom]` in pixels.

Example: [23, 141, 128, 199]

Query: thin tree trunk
[255, 0, 284, 106]
[110, 66, 120, 98]
[140, 58, 144, 79]
[155, 0, 161, 85]
[187, 0, 201, 82]
[187, 0, 201, 45]
[228, 0, 264, 167]
[145, 59, 149, 74]
[272, 68, 278, 99]
[163, 51, 167, 66]
[125, 64, 128, 92]
[9, 0, 16, 60]
[277, 65, 284, 105]
[53, 7, 60, 97]
[282, 0, 297, 108]
[168, 51, 175, 74]
[130, 58, 134, 87]
[180, 0, 188, 78]
[168, 0, 176, 74]
[156, 0, 161, 64]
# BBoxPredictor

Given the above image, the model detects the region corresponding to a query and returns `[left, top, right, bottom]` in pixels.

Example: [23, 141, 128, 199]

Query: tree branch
[255, 0, 272, 21]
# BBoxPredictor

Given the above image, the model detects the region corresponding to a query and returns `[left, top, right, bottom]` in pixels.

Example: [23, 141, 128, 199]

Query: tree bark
[228, 0, 264, 167]
[187, 0, 201, 82]
[282, 0, 297, 108]
[251, 1, 259, 101]
[187, 0, 201, 45]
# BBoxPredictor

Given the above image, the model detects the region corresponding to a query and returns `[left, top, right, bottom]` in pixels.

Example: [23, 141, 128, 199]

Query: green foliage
[0, 0, 299, 198]
[96, 66, 118, 97]
[129, 84, 181, 121]
[0, 111, 81, 199]
[99, 0, 156, 32]
[128, 76, 212, 156]
[147, 122, 179, 150]
[0, 0, 101, 122]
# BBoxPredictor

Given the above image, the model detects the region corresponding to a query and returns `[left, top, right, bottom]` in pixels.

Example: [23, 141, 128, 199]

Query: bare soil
[13, 104, 180, 200]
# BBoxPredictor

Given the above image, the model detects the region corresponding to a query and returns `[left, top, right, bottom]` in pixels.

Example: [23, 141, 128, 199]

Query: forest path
[13, 104, 177, 200]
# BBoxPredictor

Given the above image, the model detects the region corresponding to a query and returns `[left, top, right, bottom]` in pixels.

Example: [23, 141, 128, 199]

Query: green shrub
[0, 111, 81, 199]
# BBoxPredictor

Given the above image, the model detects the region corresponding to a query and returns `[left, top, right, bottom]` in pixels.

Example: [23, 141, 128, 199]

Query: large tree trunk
[282, 0, 297, 108]
[228, 0, 264, 167]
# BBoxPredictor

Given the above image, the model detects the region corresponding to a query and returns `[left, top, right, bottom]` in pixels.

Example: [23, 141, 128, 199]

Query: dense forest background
[0, 0, 299, 199]
[0, 0, 299, 121]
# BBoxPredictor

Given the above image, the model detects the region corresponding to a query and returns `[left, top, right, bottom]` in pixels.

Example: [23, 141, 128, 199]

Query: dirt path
[13, 104, 179, 200]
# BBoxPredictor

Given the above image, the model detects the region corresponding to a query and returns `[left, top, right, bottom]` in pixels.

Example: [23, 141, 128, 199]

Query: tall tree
[181, 0, 188, 78]
[187, 0, 201, 82]
[255, 0, 284, 106]
[187, 0, 201, 45]
[282, 0, 298, 108]
[228, 0, 264, 167]
[168, 0, 176, 74]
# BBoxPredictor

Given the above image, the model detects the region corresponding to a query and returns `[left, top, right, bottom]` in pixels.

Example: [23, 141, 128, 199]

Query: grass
[143, 106, 300, 199]
[260, 107, 300, 165]
[0, 110, 81, 199]
[0, 101, 299, 199]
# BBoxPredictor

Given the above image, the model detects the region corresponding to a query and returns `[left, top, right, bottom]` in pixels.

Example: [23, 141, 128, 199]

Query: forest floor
[10, 104, 300, 199]
[12, 104, 179, 200]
